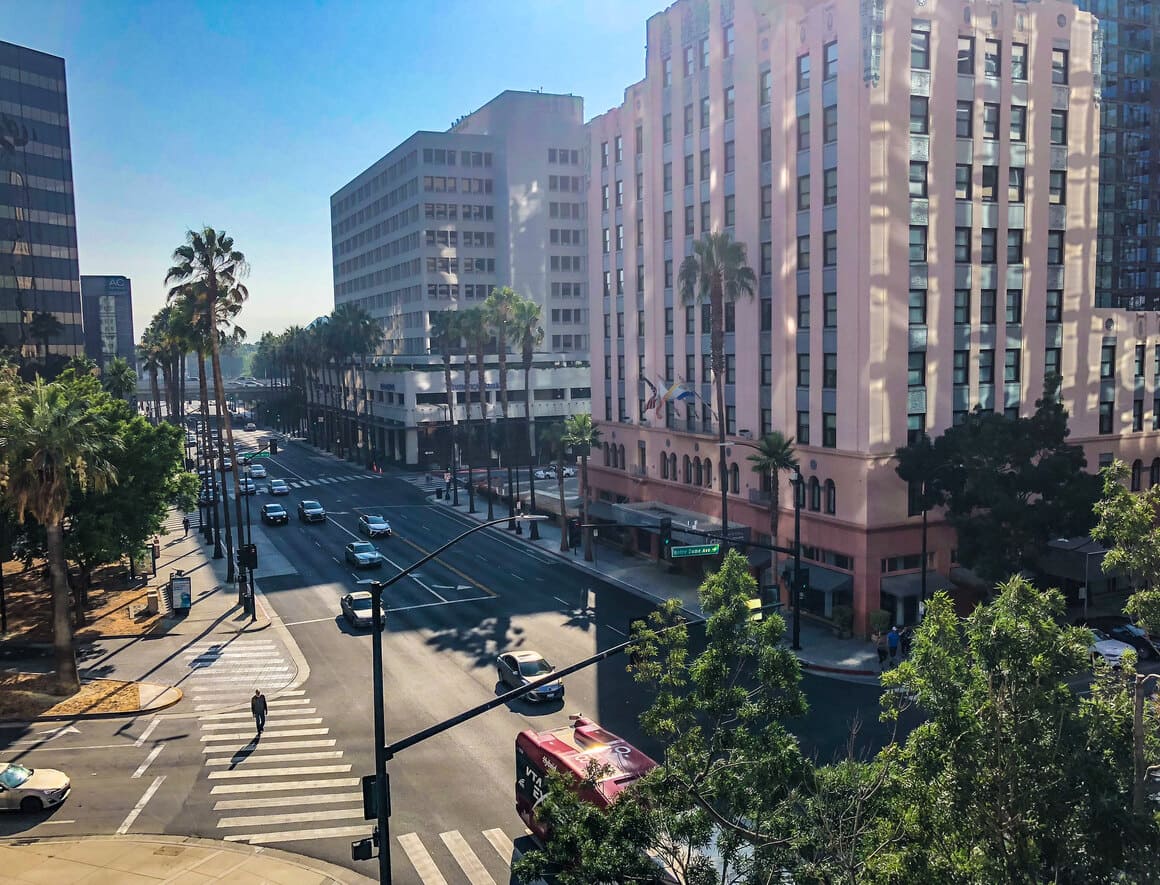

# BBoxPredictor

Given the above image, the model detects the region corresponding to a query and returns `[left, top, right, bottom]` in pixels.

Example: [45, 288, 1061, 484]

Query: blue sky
[5, 0, 659, 338]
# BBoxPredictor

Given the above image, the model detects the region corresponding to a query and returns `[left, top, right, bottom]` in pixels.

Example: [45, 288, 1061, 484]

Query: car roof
[509, 650, 547, 662]
[363, 514, 387, 521]
[301, 498, 320, 505]
[263, 503, 285, 510]
[349, 591, 373, 602]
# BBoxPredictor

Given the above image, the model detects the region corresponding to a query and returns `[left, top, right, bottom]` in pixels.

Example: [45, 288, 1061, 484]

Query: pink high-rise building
[585, 0, 1140, 632]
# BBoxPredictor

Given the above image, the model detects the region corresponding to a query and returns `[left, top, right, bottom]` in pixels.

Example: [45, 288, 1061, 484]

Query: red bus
[515, 713, 657, 843]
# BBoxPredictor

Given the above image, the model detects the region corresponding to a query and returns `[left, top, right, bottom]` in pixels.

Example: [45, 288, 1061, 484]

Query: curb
[0, 833, 377, 884]
[2, 682, 184, 724]
[799, 660, 881, 677]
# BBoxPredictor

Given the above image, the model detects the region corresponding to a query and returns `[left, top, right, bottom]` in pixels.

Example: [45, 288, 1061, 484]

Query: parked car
[341, 591, 385, 629]
[298, 499, 326, 522]
[1081, 617, 1159, 660]
[0, 762, 70, 813]
[1089, 628, 1135, 669]
[533, 467, 557, 480]
[269, 479, 290, 496]
[249, 463, 267, 479]
[496, 650, 564, 702]
[345, 541, 384, 569]
[358, 514, 392, 538]
[560, 465, 576, 477]
[260, 503, 288, 525]
[237, 477, 257, 496]
[244, 422, 257, 431]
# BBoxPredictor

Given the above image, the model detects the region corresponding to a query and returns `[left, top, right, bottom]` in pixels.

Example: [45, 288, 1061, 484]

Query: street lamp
[358, 514, 547, 884]
[527, 464, 539, 540]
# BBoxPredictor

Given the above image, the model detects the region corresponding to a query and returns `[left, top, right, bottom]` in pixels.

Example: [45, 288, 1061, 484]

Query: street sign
[670, 543, 721, 559]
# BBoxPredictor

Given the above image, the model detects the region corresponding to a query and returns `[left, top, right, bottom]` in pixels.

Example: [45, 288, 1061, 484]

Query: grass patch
[0, 672, 141, 720]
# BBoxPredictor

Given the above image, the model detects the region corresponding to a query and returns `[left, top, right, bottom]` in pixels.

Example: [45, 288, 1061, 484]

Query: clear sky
[4, 0, 660, 339]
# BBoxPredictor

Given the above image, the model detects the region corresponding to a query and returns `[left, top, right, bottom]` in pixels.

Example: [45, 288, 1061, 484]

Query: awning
[1038, 539, 1107, 583]
[781, 562, 853, 594]
[880, 571, 956, 600]
[585, 499, 619, 522]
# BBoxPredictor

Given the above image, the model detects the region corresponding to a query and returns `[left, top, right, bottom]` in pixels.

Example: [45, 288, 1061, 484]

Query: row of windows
[549, 175, 583, 192]
[551, 308, 585, 324]
[425, 256, 497, 275]
[334, 176, 418, 236]
[549, 201, 584, 220]
[551, 333, 587, 351]
[334, 150, 416, 215]
[335, 204, 421, 258]
[335, 257, 422, 296]
[423, 202, 495, 221]
[423, 230, 496, 249]
[422, 176, 494, 194]
[420, 148, 494, 168]
[550, 255, 584, 272]
[550, 228, 584, 245]
[550, 282, 584, 298]
[909, 287, 1060, 327]
[547, 147, 581, 165]
[656, 22, 736, 89]
[909, 97, 1070, 146]
[796, 410, 837, 449]
[335, 231, 421, 276]
[911, 162, 1067, 206]
[907, 226, 1063, 266]
[424, 283, 498, 300]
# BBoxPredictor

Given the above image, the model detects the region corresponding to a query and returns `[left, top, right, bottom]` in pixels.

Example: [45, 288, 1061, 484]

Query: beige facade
[586, 0, 1137, 632]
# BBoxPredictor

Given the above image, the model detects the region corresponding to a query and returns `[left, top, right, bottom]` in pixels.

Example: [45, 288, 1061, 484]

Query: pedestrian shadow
[228, 736, 259, 769]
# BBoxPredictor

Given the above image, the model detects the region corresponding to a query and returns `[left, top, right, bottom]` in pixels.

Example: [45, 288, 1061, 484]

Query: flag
[657, 378, 683, 417]
[674, 385, 696, 402]
[642, 377, 658, 414]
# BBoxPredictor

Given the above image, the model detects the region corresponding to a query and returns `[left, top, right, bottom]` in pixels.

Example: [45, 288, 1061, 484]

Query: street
[0, 437, 922, 883]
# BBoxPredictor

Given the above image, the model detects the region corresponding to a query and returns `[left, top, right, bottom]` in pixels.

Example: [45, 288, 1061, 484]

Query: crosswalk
[395, 827, 547, 885]
[180, 637, 296, 712]
[280, 471, 382, 491]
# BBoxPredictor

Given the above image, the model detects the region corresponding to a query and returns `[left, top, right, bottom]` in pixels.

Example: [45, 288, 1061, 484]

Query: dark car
[341, 591, 385, 629]
[198, 482, 218, 504]
[358, 514, 392, 538]
[1081, 617, 1160, 660]
[298, 499, 326, 523]
[260, 503, 288, 525]
[496, 651, 564, 702]
[345, 541, 384, 569]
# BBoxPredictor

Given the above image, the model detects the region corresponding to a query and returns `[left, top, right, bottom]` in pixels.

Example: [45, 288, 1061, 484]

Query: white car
[249, 463, 267, 479]
[533, 467, 557, 480]
[560, 465, 576, 477]
[0, 762, 70, 813]
[237, 477, 257, 496]
[269, 479, 290, 496]
[1090, 628, 1135, 669]
[244, 422, 257, 430]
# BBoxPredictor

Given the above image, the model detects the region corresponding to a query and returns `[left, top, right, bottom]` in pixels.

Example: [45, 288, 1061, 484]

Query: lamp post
[507, 465, 516, 530]
[359, 514, 547, 884]
[527, 464, 539, 540]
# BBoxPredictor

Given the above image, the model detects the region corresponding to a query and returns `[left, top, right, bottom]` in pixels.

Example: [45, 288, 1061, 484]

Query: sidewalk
[426, 474, 882, 680]
[0, 834, 375, 884]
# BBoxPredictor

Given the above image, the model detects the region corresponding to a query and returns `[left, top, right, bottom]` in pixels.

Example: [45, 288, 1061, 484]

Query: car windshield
[519, 658, 554, 677]
[1091, 628, 1110, 642]
[265, 506, 284, 515]
[303, 500, 320, 508]
[351, 596, 374, 610]
[351, 543, 375, 554]
[0, 764, 32, 789]
[366, 516, 386, 525]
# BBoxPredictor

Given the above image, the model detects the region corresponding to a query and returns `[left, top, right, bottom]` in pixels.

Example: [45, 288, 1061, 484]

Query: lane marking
[283, 616, 341, 626]
[116, 775, 165, 834]
[223, 824, 371, 844]
[441, 830, 497, 885]
[484, 829, 547, 885]
[606, 625, 627, 636]
[19, 743, 128, 752]
[211, 778, 360, 795]
[200, 728, 329, 742]
[206, 750, 344, 766]
[199, 707, 314, 721]
[217, 807, 364, 828]
[394, 535, 498, 599]
[202, 739, 335, 753]
[386, 595, 493, 613]
[214, 792, 361, 810]
[131, 743, 165, 779]
[201, 717, 322, 730]
[398, 832, 450, 885]
[207, 763, 352, 780]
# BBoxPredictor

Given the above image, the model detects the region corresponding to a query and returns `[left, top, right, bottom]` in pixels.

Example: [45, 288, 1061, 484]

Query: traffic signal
[659, 517, 672, 557]
[568, 518, 582, 549]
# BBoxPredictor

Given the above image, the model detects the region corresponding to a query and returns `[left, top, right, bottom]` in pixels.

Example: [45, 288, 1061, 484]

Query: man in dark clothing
[251, 689, 268, 734]
[182, 516, 190, 537]
[900, 626, 914, 659]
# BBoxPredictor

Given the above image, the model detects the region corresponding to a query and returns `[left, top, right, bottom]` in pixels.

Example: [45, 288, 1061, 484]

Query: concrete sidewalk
[0, 834, 375, 884]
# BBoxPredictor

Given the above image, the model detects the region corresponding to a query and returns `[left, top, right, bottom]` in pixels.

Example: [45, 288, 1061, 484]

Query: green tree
[1, 377, 120, 693]
[483, 286, 519, 429]
[329, 303, 382, 461]
[539, 421, 569, 553]
[678, 232, 756, 506]
[27, 310, 63, 362]
[1092, 459, 1160, 634]
[562, 413, 602, 562]
[459, 307, 490, 460]
[100, 356, 137, 401]
[746, 431, 797, 555]
[513, 298, 544, 460]
[430, 310, 464, 460]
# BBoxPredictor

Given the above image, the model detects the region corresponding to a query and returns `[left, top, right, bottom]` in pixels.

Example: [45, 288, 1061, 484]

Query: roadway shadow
[492, 681, 564, 717]
[0, 797, 68, 831]
[422, 612, 526, 670]
[334, 615, 384, 636]
[228, 736, 260, 769]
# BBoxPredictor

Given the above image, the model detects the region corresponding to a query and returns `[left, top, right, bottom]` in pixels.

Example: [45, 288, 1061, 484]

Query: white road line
[224, 824, 371, 845]
[553, 596, 569, 606]
[202, 739, 335, 753]
[606, 625, 627, 636]
[398, 832, 449, 885]
[217, 807, 364, 828]
[201, 728, 328, 742]
[201, 718, 322, 730]
[211, 777, 358, 795]
[207, 763, 351, 779]
[268, 697, 311, 706]
[214, 792, 361, 810]
[441, 830, 497, 885]
[134, 717, 160, 747]
[283, 616, 341, 626]
[483, 829, 546, 885]
[206, 750, 343, 766]
[116, 775, 165, 834]
[131, 743, 165, 779]
[386, 596, 492, 613]
[510, 574, 525, 581]
[199, 707, 314, 720]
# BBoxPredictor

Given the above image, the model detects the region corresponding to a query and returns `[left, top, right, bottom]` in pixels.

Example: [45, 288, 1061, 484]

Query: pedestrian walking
[875, 632, 888, 672]
[182, 515, 190, 537]
[887, 625, 900, 665]
[251, 689, 268, 734]
[900, 625, 913, 659]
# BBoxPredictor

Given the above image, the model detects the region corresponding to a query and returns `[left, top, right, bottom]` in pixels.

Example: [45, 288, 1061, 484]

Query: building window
[760, 126, 772, 163]
[760, 241, 773, 275]
[760, 298, 772, 331]
[822, 412, 836, 448]
[761, 353, 772, 386]
[1135, 401, 1146, 432]
[1098, 401, 1113, 435]
[601, 141, 609, 168]
[908, 351, 925, 387]
[663, 211, 673, 240]
[797, 410, 810, 445]
[664, 259, 673, 288]
[664, 307, 673, 334]
[823, 168, 837, 205]
[684, 44, 695, 77]
[979, 348, 994, 384]
[683, 103, 694, 136]
[759, 69, 772, 105]
[685, 306, 695, 335]
[980, 288, 997, 324]
[699, 36, 710, 70]
[980, 229, 997, 265]
[635, 124, 643, 154]
[1007, 230, 1024, 264]
[724, 23, 735, 58]
[955, 101, 972, 138]
[1006, 288, 1022, 325]
[910, 96, 929, 134]
[602, 228, 610, 253]
[724, 140, 736, 174]
[1011, 43, 1028, 80]
[663, 162, 672, 193]
[761, 184, 773, 218]
[601, 184, 609, 211]
[907, 413, 925, 445]
[701, 201, 710, 231]
[984, 39, 1001, 77]
[954, 227, 971, 263]
[955, 164, 972, 200]
[724, 195, 736, 227]
[982, 103, 999, 139]
[797, 53, 810, 91]
[797, 114, 810, 150]
[700, 96, 710, 130]
[1051, 110, 1067, 145]
[1047, 230, 1064, 266]
[909, 289, 927, 326]
[823, 105, 838, 143]
[958, 36, 975, 75]
[909, 226, 927, 263]
[1049, 170, 1066, 205]
[796, 353, 810, 387]
[1153, 458, 1160, 484]
[1045, 347, 1062, 380]
[823, 231, 837, 266]
[808, 476, 821, 511]
[909, 161, 928, 198]
[1008, 167, 1024, 203]
[636, 171, 644, 201]
[1052, 48, 1069, 85]
[615, 224, 624, 251]
[724, 86, 735, 121]
[615, 179, 624, 207]
[798, 294, 810, 329]
[823, 41, 838, 79]
[1004, 348, 1021, 383]
[685, 204, 695, 236]
[1045, 289, 1062, 323]
[663, 113, 672, 144]
[954, 289, 970, 325]
[953, 349, 969, 385]
[662, 57, 672, 86]
[614, 135, 623, 163]
[1010, 105, 1027, 142]
[823, 352, 837, 389]
[700, 148, 710, 181]
[824, 292, 837, 328]
[1101, 344, 1116, 379]
[798, 236, 810, 270]
[911, 29, 930, 70]
[1135, 344, 1146, 378]
[824, 480, 836, 515]
[981, 165, 998, 202]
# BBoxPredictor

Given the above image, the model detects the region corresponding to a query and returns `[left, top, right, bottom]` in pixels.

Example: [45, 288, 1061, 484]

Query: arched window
[683, 455, 692, 483]
[730, 463, 740, 493]
[603, 442, 611, 466]
[661, 454, 669, 479]
[794, 474, 807, 508]
[1132, 459, 1143, 492]
[824, 479, 836, 515]
[669, 453, 677, 479]
[703, 458, 712, 487]
[1151, 458, 1160, 487]
[808, 476, 821, 512]
[694, 457, 703, 486]
[619, 445, 626, 469]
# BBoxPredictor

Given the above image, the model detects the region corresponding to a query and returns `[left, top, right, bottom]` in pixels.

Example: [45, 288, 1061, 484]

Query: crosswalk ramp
[281, 472, 382, 491]
[179, 637, 297, 711]
[396, 827, 547, 885]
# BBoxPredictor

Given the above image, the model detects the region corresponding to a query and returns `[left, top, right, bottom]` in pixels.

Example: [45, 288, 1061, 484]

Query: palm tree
[562, 413, 602, 562]
[483, 287, 519, 442]
[513, 299, 544, 462]
[165, 228, 249, 583]
[1, 378, 119, 693]
[678, 230, 757, 535]
[458, 307, 488, 460]
[27, 310, 63, 362]
[329, 304, 382, 462]
[746, 432, 798, 557]
[137, 318, 165, 423]
[100, 356, 137, 401]
[430, 310, 464, 467]
[539, 422, 570, 553]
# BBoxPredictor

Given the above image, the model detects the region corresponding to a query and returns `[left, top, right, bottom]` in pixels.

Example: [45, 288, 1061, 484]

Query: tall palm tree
[513, 298, 544, 462]
[458, 307, 488, 461]
[678, 230, 757, 535]
[539, 422, 570, 553]
[330, 304, 382, 462]
[562, 413, 602, 562]
[27, 311, 63, 362]
[746, 431, 798, 556]
[165, 228, 249, 583]
[430, 310, 464, 465]
[1, 378, 119, 693]
[137, 318, 165, 423]
[100, 356, 137, 401]
[483, 287, 519, 442]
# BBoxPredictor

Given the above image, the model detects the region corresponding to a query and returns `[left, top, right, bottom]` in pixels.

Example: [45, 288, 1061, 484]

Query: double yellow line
[393, 535, 498, 598]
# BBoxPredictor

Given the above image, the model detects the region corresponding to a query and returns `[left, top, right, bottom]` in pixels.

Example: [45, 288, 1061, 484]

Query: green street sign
[670, 543, 721, 559]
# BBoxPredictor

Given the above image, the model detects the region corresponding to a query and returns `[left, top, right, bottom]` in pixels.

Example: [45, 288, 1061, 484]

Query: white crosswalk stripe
[441, 830, 496, 885]
[174, 637, 295, 710]
[396, 829, 540, 885]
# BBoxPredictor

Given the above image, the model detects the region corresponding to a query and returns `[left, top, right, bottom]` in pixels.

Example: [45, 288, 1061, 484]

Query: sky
[4, 0, 661, 339]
